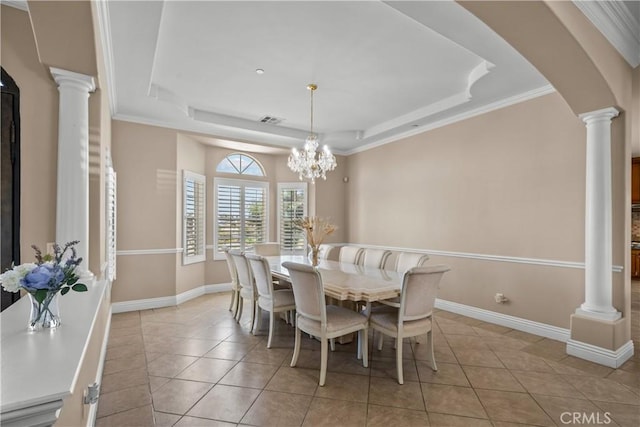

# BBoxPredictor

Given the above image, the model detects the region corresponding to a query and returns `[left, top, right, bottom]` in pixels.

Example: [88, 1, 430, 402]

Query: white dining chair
[395, 252, 430, 273]
[253, 242, 281, 256]
[313, 244, 335, 260]
[379, 252, 431, 310]
[361, 248, 392, 269]
[283, 261, 369, 386]
[246, 253, 296, 347]
[339, 246, 363, 264]
[368, 265, 450, 384]
[229, 250, 258, 332]
[223, 248, 241, 318]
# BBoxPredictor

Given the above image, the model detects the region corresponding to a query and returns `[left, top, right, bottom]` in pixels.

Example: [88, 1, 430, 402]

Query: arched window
[216, 153, 264, 176]
[214, 153, 267, 258]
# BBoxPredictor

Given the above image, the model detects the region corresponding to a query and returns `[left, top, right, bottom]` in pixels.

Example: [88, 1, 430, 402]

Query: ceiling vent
[259, 115, 283, 125]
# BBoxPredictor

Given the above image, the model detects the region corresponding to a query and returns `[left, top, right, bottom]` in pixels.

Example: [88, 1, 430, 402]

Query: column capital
[579, 107, 619, 123]
[50, 67, 96, 93]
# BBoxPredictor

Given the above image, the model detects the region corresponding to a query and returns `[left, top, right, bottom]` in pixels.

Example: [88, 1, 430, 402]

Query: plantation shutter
[216, 183, 242, 251]
[278, 183, 307, 253]
[214, 178, 268, 256]
[106, 162, 117, 281]
[183, 171, 206, 264]
[244, 185, 267, 248]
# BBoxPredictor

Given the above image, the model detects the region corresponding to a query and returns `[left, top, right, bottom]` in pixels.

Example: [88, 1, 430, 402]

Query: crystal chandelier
[288, 84, 337, 182]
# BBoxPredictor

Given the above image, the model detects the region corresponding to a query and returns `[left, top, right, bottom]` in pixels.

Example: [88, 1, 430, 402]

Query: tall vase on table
[295, 216, 336, 268]
[310, 245, 320, 267]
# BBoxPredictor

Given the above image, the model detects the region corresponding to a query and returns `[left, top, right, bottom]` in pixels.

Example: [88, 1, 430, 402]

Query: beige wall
[112, 124, 347, 296]
[347, 93, 587, 329]
[27, 0, 98, 77]
[1, 5, 59, 255]
[111, 121, 178, 302]
[176, 134, 207, 294]
[312, 154, 348, 243]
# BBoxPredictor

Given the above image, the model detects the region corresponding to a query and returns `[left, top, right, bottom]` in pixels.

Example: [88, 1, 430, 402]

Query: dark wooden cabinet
[632, 250, 640, 278]
[632, 158, 640, 204]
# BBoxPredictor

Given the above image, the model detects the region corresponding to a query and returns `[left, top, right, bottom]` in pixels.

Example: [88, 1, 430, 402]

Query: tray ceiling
[101, 0, 552, 154]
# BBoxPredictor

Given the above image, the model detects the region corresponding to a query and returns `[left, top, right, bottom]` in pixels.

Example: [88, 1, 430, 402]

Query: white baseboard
[566, 339, 635, 368]
[176, 286, 206, 305]
[205, 283, 233, 294]
[435, 298, 571, 342]
[111, 283, 232, 313]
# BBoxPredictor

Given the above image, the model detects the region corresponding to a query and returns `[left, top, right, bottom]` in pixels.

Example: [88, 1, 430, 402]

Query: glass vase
[27, 291, 61, 331]
[309, 246, 319, 267]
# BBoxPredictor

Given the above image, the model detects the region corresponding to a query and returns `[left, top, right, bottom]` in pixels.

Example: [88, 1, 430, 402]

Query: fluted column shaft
[50, 67, 95, 275]
[576, 107, 620, 321]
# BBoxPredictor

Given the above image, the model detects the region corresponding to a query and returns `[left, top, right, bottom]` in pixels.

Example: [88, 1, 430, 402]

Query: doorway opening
[1, 67, 21, 312]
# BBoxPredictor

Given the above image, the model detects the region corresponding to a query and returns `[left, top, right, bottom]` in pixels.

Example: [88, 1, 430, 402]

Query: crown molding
[573, 0, 640, 67]
[346, 84, 556, 155]
[94, 0, 118, 115]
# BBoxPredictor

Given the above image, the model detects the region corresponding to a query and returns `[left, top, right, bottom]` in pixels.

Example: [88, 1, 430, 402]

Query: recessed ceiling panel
[150, 1, 485, 133]
[103, 0, 551, 153]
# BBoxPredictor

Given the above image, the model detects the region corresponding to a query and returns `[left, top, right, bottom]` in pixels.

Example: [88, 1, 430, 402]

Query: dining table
[266, 255, 404, 354]
[266, 255, 404, 303]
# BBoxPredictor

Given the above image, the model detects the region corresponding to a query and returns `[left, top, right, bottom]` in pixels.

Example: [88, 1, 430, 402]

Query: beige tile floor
[96, 293, 640, 427]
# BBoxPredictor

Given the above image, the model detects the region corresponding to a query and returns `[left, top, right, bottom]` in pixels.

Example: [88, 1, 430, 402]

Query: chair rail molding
[337, 243, 623, 272]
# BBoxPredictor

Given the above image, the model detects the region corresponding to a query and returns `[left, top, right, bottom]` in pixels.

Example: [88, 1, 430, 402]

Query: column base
[569, 313, 631, 367]
[575, 306, 621, 321]
[566, 339, 634, 368]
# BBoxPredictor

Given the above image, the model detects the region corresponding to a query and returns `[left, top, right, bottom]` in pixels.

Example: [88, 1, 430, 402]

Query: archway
[458, 0, 633, 366]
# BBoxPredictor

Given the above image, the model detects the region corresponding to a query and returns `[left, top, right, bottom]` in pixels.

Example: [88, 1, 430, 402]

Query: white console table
[1, 279, 108, 426]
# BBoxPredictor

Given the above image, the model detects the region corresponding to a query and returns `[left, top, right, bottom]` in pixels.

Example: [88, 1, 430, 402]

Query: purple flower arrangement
[0, 241, 87, 327]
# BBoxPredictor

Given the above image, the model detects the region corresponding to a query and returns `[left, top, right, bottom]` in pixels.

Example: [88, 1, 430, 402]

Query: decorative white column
[50, 68, 96, 277]
[575, 107, 620, 321]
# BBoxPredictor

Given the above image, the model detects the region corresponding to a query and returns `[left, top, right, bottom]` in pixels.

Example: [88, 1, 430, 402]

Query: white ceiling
[101, 0, 555, 154]
[3, 1, 637, 154]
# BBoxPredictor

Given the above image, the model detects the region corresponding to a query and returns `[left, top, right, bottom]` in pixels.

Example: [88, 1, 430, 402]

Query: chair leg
[253, 305, 262, 335]
[320, 338, 329, 386]
[232, 291, 240, 319]
[427, 330, 437, 371]
[290, 325, 301, 367]
[362, 328, 369, 368]
[377, 331, 384, 351]
[267, 311, 275, 348]
[249, 299, 256, 333]
[396, 336, 404, 385]
[228, 289, 235, 311]
[235, 297, 243, 323]
[330, 338, 336, 351]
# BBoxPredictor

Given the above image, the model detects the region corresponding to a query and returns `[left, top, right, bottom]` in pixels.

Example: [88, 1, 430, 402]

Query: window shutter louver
[106, 163, 117, 281]
[278, 183, 307, 253]
[183, 171, 206, 264]
[214, 178, 269, 256]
